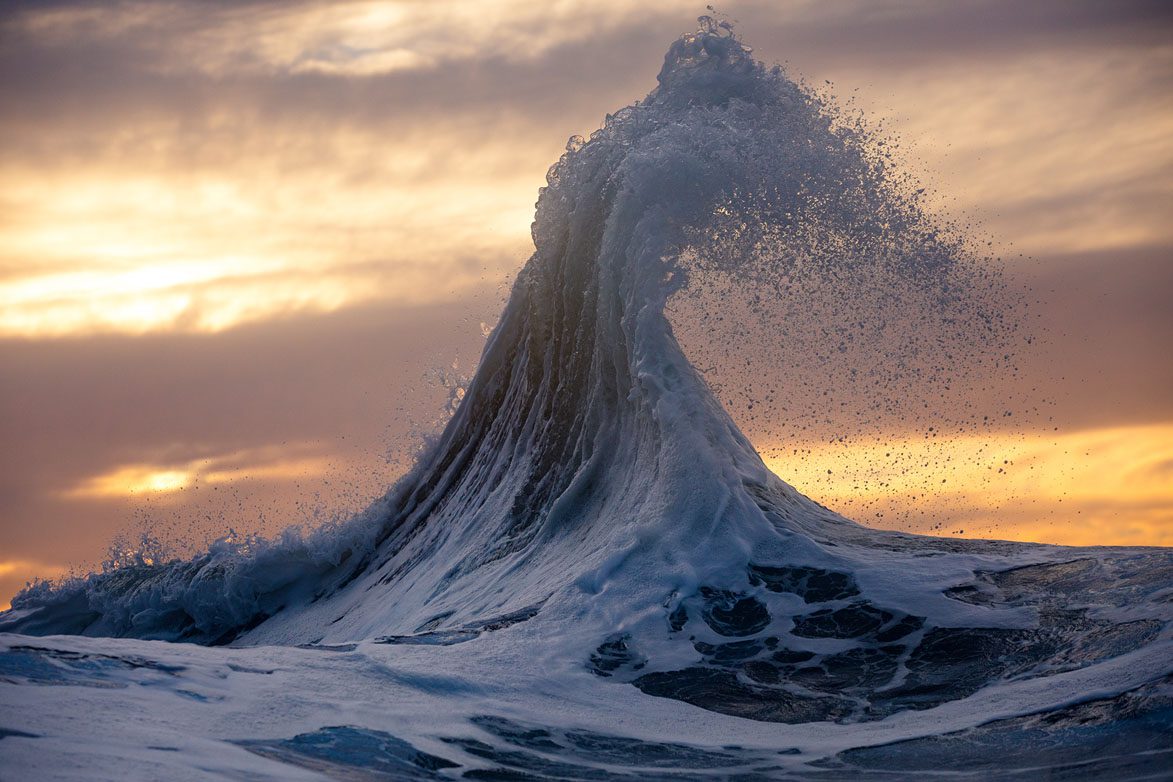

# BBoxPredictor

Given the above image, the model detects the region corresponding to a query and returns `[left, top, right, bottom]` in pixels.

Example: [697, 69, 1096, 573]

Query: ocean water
[2, 20, 1170, 780]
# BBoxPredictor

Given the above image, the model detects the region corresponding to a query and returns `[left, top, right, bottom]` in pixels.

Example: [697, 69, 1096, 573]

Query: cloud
[0, 114, 539, 335]
[3, 0, 1170, 339]
[0, 295, 494, 598]
[835, 46, 1173, 255]
[0, 560, 68, 579]
[731, 0, 1173, 68]
[3, 0, 1169, 421]
[61, 443, 334, 499]
[4, 0, 679, 76]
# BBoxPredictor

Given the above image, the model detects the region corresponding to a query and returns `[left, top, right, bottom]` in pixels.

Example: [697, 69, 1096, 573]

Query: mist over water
[666, 129, 1051, 534]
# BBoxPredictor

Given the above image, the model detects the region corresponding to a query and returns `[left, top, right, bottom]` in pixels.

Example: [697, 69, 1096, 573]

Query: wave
[2, 20, 1169, 742]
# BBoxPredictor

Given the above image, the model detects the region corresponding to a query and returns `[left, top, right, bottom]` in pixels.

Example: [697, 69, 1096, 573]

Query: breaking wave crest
[3, 21, 1169, 749]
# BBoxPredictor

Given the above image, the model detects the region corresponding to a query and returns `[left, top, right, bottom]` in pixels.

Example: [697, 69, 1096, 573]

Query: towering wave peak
[656, 16, 765, 105]
[1, 22, 840, 642]
[2, 26, 1167, 737]
[234, 21, 885, 642]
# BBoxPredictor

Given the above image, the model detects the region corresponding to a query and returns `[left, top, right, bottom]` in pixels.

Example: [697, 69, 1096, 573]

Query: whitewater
[2, 21, 1170, 781]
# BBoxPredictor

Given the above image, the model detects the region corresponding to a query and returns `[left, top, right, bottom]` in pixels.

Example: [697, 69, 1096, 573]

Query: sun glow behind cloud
[0, 439, 415, 609]
[0, 141, 537, 336]
[62, 447, 335, 500]
[11, 0, 663, 77]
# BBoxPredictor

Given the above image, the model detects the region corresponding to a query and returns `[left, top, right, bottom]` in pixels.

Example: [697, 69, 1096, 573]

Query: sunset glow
[1, 0, 1168, 614]
[0, 562, 69, 611]
[63, 449, 335, 500]
[0, 158, 534, 336]
[2, 6, 1169, 775]
[770, 423, 1173, 548]
[5, 3, 1170, 339]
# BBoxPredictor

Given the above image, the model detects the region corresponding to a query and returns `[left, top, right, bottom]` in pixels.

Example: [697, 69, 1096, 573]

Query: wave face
[2, 22, 1171, 762]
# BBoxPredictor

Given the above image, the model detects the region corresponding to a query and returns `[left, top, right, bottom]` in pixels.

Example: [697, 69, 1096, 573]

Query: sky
[1, 0, 1171, 607]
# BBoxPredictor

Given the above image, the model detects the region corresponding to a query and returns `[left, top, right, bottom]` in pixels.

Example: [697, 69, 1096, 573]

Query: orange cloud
[4, 1, 1170, 340]
[7, 0, 685, 77]
[63, 445, 335, 500]
[827, 43, 1173, 257]
[0, 134, 537, 336]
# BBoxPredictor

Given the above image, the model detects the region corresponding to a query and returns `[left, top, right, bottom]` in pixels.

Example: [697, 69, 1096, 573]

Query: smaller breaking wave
[3, 509, 388, 643]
